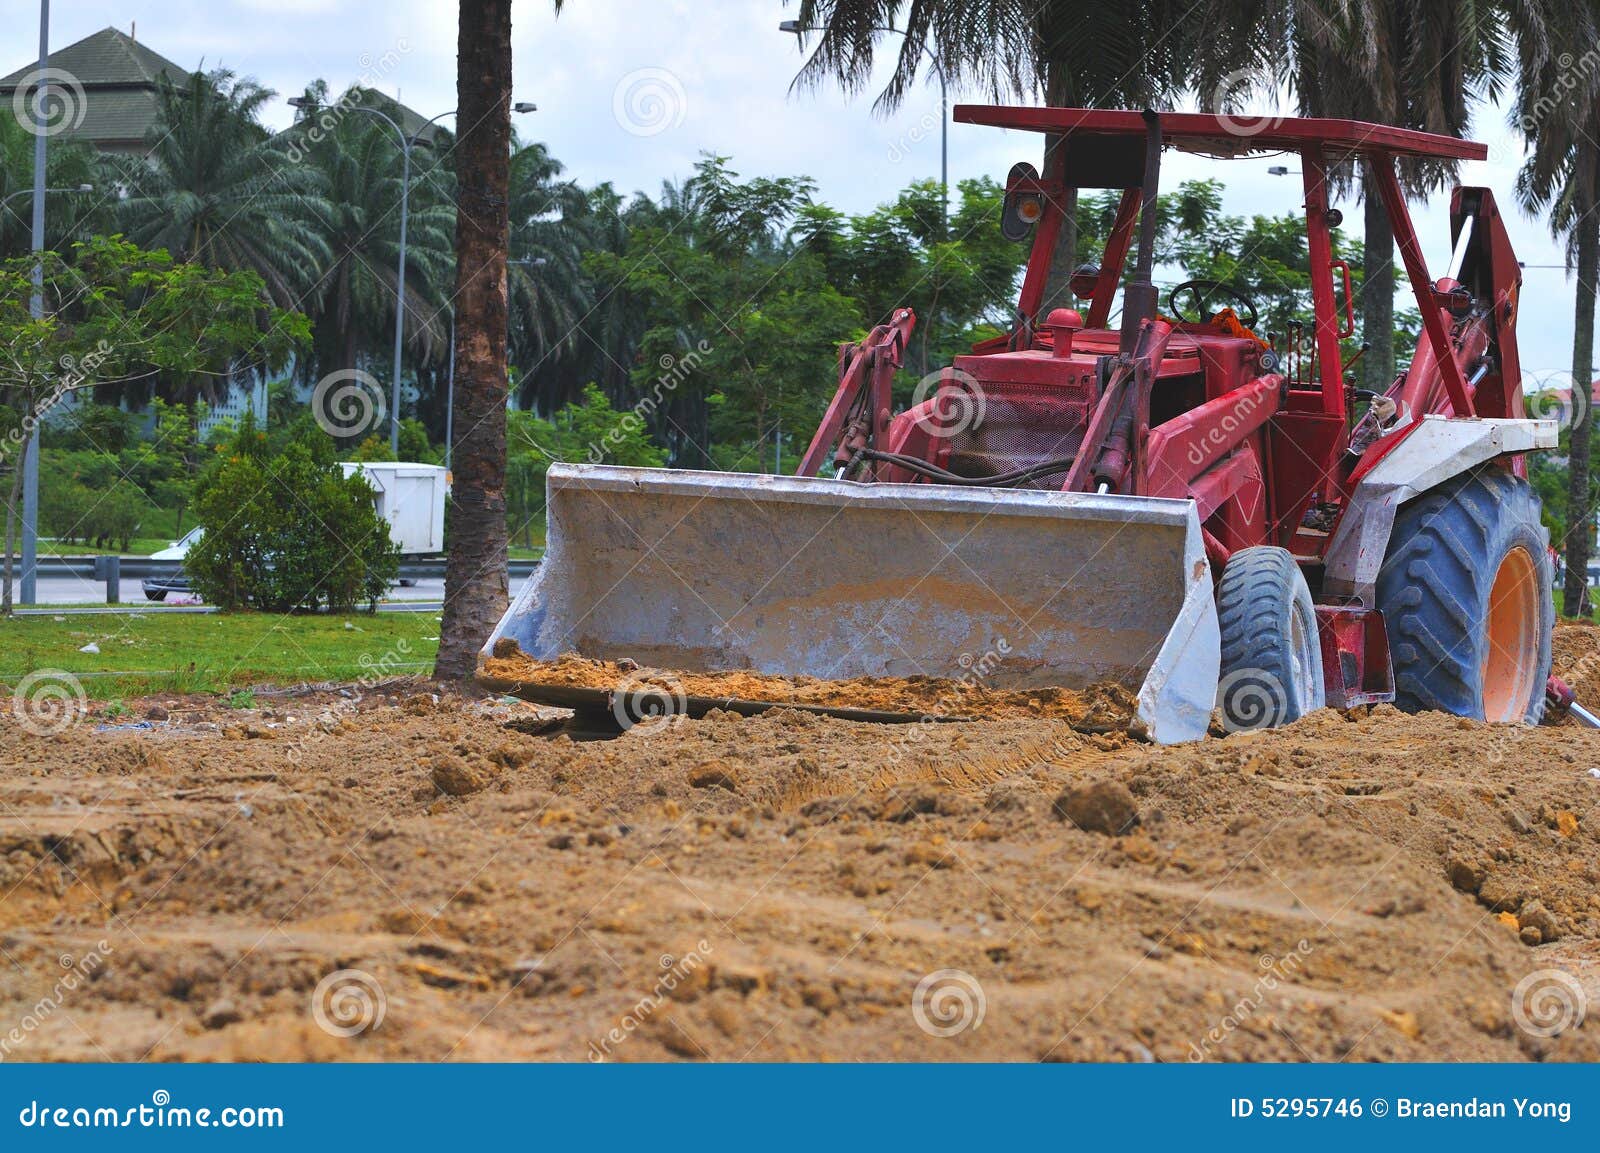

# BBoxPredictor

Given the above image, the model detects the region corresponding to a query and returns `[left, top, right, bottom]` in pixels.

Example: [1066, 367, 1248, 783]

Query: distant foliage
[187, 420, 397, 612]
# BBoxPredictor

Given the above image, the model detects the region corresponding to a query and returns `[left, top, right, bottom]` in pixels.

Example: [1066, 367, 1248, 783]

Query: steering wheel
[1167, 279, 1259, 328]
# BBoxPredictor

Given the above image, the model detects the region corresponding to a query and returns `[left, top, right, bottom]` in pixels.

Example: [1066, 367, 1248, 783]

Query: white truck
[142, 462, 449, 600]
[338, 462, 448, 556]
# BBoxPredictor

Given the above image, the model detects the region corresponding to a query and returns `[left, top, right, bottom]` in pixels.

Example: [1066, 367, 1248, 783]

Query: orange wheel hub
[1482, 546, 1539, 722]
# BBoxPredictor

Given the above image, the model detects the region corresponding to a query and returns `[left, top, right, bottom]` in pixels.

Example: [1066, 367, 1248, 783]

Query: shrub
[186, 421, 398, 611]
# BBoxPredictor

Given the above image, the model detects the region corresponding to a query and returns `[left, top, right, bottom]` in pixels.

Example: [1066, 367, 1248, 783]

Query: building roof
[0, 27, 189, 151]
[952, 106, 1488, 162]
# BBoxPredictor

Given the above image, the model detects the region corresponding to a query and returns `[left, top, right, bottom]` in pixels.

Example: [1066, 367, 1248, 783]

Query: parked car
[142, 526, 202, 601]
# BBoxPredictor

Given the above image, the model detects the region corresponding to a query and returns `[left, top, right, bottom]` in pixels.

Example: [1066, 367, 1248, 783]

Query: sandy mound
[2, 678, 1598, 1062]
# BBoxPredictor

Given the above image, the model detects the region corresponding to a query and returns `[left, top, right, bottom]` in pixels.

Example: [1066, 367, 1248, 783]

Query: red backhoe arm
[798, 308, 915, 478]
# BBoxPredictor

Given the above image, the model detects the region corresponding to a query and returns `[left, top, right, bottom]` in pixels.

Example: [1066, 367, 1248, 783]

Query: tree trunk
[1563, 194, 1599, 619]
[1361, 168, 1396, 394]
[434, 0, 514, 679]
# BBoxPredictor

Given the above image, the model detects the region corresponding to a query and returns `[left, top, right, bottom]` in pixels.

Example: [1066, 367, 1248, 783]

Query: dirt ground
[3, 632, 1600, 1062]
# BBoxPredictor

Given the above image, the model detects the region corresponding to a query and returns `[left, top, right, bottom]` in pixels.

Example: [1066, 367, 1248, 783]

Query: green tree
[285, 85, 455, 380]
[586, 156, 857, 469]
[1514, 0, 1600, 617]
[115, 69, 329, 315]
[0, 111, 108, 262]
[0, 236, 308, 611]
[187, 419, 397, 611]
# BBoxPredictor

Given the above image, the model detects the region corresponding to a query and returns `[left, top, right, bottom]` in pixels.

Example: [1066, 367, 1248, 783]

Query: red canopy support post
[1301, 148, 1345, 415]
[1372, 153, 1474, 416]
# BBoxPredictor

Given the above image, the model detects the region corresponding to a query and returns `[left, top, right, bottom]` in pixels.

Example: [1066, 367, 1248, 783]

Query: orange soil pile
[1552, 620, 1600, 705]
[482, 649, 1135, 726]
[3, 683, 1599, 1062]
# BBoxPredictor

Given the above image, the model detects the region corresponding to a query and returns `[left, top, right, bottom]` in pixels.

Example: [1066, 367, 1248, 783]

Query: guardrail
[34, 556, 542, 580]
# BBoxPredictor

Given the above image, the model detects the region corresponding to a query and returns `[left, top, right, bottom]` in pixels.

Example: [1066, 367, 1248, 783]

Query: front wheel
[1215, 545, 1326, 731]
[1375, 469, 1553, 722]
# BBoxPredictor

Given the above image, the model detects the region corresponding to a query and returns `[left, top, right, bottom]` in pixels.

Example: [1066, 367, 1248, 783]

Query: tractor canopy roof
[953, 106, 1485, 162]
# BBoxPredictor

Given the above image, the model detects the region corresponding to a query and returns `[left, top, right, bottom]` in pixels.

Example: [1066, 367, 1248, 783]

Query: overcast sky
[2, 0, 1582, 382]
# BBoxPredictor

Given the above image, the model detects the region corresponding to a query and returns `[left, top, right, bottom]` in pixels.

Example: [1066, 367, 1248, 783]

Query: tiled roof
[0, 27, 189, 150]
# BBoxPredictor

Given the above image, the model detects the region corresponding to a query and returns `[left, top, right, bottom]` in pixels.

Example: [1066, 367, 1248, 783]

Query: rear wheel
[1375, 469, 1552, 722]
[1215, 546, 1326, 731]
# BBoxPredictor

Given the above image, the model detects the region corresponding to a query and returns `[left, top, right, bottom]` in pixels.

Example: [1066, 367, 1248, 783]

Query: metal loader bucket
[482, 463, 1219, 743]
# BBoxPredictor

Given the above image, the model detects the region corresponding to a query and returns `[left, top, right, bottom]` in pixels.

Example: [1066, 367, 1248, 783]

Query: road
[28, 574, 449, 608]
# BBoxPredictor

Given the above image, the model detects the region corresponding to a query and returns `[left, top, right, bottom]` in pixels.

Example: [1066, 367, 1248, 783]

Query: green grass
[41, 538, 182, 557]
[0, 612, 441, 699]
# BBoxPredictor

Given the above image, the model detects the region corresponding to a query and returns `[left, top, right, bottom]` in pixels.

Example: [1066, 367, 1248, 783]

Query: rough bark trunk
[434, 0, 513, 679]
[1563, 196, 1599, 619]
[1361, 169, 1396, 394]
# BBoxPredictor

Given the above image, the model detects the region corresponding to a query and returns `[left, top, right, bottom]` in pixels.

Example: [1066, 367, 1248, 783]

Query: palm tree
[789, 0, 1277, 307]
[507, 138, 592, 401]
[1514, 1, 1600, 616]
[435, 0, 516, 680]
[0, 112, 107, 262]
[287, 86, 455, 378]
[1284, 2, 1520, 397]
[115, 69, 328, 313]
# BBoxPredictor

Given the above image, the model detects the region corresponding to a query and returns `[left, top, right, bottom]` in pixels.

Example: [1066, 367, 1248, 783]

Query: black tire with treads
[1216, 545, 1325, 731]
[1375, 469, 1552, 722]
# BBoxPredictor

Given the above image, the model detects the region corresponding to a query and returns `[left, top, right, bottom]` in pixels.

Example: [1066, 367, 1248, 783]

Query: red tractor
[488, 107, 1555, 743]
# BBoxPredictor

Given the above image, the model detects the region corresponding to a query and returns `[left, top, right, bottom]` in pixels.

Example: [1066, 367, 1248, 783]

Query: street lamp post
[780, 19, 948, 227]
[287, 96, 537, 457]
[21, 0, 49, 605]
